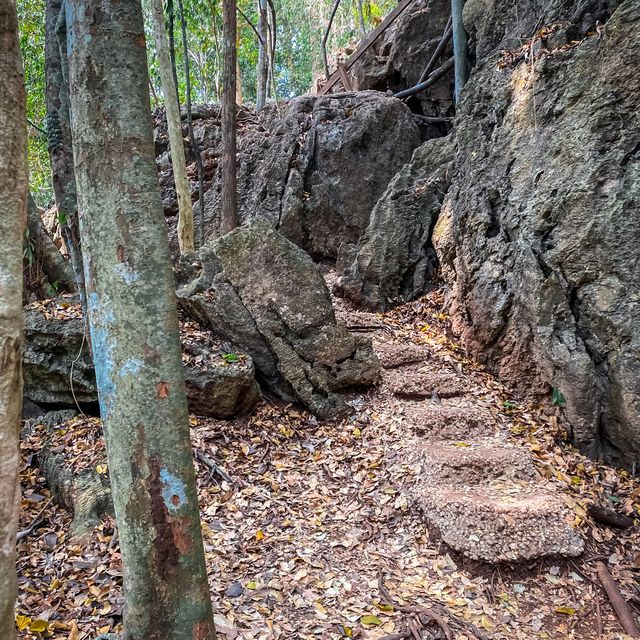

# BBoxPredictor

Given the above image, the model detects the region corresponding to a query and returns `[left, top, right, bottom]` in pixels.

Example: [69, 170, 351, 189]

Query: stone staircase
[375, 341, 585, 563]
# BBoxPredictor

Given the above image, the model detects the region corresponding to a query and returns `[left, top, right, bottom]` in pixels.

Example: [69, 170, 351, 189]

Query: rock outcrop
[435, 0, 639, 467]
[23, 305, 260, 419]
[156, 92, 422, 262]
[179, 220, 380, 418]
[336, 135, 454, 310]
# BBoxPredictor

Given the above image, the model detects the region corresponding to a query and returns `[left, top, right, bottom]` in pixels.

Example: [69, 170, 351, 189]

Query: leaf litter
[16, 285, 640, 639]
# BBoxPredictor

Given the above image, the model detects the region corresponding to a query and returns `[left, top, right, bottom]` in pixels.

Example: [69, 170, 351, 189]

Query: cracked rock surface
[179, 220, 380, 419]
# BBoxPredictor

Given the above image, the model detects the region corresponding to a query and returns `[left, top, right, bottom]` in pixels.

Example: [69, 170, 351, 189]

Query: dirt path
[17, 288, 640, 639]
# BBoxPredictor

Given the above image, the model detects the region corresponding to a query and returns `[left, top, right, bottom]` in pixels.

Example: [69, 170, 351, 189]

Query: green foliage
[552, 386, 567, 407]
[222, 352, 240, 364]
[502, 399, 518, 410]
[18, 0, 399, 200]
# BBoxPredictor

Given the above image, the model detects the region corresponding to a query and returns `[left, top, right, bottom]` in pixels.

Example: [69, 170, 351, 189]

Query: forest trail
[17, 282, 640, 640]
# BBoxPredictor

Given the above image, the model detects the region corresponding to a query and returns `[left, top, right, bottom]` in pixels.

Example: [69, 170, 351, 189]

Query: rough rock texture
[22, 307, 260, 418]
[349, 0, 454, 123]
[435, 0, 639, 466]
[179, 220, 380, 418]
[23, 310, 96, 405]
[336, 136, 454, 310]
[156, 93, 421, 262]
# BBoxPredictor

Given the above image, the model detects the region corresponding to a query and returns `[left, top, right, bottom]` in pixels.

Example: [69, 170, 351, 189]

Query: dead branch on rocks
[17, 498, 52, 541]
[195, 450, 233, 484]
[588, 503, 634, 529]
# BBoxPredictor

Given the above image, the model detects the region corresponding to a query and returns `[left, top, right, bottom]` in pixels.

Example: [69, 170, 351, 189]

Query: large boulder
[178, 219, 380, 418]
[434, 0, 639, 467]
[157, 92, 422, 262]
[336, 135, 454, 310]
[22, 304, 260, 419]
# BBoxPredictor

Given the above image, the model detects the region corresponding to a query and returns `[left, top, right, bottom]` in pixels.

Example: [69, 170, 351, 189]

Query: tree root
[377, 569, 489, 640]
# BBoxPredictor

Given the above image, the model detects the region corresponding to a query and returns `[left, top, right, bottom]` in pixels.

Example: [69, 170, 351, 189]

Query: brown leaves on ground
[17, 288, 640, 639]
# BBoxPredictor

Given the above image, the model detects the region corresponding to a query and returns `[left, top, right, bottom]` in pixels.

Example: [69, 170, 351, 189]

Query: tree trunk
[322, 0, 342, 80]
[66, 2, 216, 639]
[177, 0, 206, 247]
[26, 192, 77, 292]
[0, 3, 27, 639]
[236, 56, 244, 104]
[151, 0, 195, 254]
[221, 0, 238, 234]
[450, 0, 470, 104]
[166, 0, 180, 101]
[256, 0, 269, 110]
[356, 0, 366, 36]
[44, 0, 85, 305]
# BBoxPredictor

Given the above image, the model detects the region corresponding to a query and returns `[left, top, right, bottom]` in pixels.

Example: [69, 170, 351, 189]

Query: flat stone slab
[412, 484, 584, 562]
[414, 440, 538, 485]
[374, 342, 428, 369]
[388, 369, 467, 399]
[404, 399, 498, 439]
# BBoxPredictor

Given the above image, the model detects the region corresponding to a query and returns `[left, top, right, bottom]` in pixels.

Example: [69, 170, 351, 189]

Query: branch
[393, 56, 454, 99]
[17, 499, 52, 541]
[237, 6, 266, 50]
[418, 16, 452, 84]
[27, 118, 48, 136]
[322, 0, 342, 80]
[596, 561, 640, 637]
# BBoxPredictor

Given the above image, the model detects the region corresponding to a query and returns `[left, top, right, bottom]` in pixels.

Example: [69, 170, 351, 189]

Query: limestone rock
[336, 135, 454, 310]
[435, 0, 640, 466]
[179, 220, 380, 418]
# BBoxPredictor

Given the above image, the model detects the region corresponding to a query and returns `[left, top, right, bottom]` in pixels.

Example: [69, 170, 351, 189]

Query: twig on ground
[195, 450, 233, 483]
[17, 498, 52, 541]
[596, 561, 640, 637]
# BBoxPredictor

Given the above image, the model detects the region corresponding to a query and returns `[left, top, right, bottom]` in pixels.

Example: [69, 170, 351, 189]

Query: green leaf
[360, 615, 382, 626]
[222, 352, 239, 364]
[58, 210, 68, 226]
[552, 387, 567, 407]
[503, 400, 518, 409]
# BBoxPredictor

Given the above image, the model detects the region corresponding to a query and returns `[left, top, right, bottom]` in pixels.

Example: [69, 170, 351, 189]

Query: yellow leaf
[352, 428, 362, 438]
[255, 529, 265, 541]
[16, 615, 31, 631]
[315, 601, 327, 614]
[96, 464, 108, 475]
[341, 625, 354, 637]
[555, 606, 577, 615]
[29, 619, 50, 633]
[360, 615, 382, 626]
[68, 621, 79, 640]
[480, 615, 495, 630]
[374, 602, 394, 612]
[246, 581, 257, 589]
[452, 441, 471, 447]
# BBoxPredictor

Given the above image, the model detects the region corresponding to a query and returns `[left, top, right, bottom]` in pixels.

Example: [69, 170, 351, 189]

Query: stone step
[403, 399, 499, 439]
[412, 484, 584, 562]
[374, 341, 428, 369]
[415, 440, 537, 485]
[387, 369, 467, 399]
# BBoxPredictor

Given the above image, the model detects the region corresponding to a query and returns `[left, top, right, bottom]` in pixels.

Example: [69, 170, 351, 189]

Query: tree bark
[177, 0, 206, 247]
[151, 0, 195, 254]
[322, 0, 342, 80]
[256, 0, 269, 110]
[44, 0, 85, 304]
[26, 192, 77, 292]
[356, 0, 366, 36]
[0, 3, 27, 639]
[450, 0, 470, 104]
[221, 0, 238, 234]
[66, 2, 216, 639]
[166, 0, 180, 101]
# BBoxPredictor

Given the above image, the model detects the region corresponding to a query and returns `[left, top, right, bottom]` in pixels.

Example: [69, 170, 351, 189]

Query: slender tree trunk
[26, 192, 77, 292]
[322, 0, 342, 80]
[151, 0, 195, 254]
[166, 0, 180, 101]
[256, 0, 269, 110]
[356, 0, 366, 36]
[44, 0, 85, 303]
[0, 3, 27, 639]
[177, 0, 206, 247]
[66, 2, 216, 639]
[450, 0, 470, 104]
[236, 56, 244, 104]
[221, 0, 238, 234]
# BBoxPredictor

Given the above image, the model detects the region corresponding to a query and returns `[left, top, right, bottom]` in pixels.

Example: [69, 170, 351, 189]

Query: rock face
[157, 92, 421, 262]
[434, 0, 639, 466]
[23, 306, 260, 419]
[179, 220, 380, 418]
[336, 135, 454, 310]
[23, 310, 96, 405]
[349, 0, 454, 124]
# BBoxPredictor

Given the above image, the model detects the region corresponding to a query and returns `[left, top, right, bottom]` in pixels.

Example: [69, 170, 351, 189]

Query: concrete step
[403, 399, 499, 439]
[412, 484, 584, 562]
[415, 440, 537, 485]
[387, 369, 467, 399]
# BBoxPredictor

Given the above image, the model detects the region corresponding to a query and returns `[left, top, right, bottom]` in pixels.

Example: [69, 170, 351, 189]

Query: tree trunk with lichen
[0, 3, 27, 639]
[256, 0, 269, 110]
[150, 0, 195, 254]
[66, 2, 216, 639]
